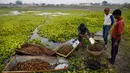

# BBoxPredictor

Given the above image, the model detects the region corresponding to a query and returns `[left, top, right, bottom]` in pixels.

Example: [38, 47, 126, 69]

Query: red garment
[112, 17, 125, 40]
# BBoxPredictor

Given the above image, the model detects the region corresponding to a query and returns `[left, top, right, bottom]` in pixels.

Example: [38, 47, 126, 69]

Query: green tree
[15, 0, 23, 5]
[102, 1, 108, 5]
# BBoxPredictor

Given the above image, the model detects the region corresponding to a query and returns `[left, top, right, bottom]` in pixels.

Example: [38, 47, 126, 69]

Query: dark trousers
[78, 35, 83, 42]
[103, 25, 111, 45]
[110, 37, 121, 65]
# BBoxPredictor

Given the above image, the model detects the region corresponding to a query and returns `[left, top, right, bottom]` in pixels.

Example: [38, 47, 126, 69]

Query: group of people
[78, 8, 125, 65]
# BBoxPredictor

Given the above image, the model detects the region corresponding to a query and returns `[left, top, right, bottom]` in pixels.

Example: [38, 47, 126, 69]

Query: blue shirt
[110, 15, 114, 25]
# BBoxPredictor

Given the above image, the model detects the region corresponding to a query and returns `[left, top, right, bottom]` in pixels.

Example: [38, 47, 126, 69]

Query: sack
[85, 60, 101, 70]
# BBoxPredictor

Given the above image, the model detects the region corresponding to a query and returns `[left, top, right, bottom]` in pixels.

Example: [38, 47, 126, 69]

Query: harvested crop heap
[88, 43, 104, 52]
[12, 59, 50, 71]
[57, 44, 73, 55]
[18, 46, 45, 55]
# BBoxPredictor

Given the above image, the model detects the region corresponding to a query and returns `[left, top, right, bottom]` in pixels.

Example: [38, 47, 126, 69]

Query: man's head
[104, 8, 110, 15]
[112, 9, 122, 19]
[80, 23, 86, 31]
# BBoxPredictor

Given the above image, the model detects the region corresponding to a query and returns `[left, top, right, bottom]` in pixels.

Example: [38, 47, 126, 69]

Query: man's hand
[116, 34, 121, 37]
[114, 41, 118, 46]
[79, 34, 84, 37]
[79, 34, 90, 39]
[85, 35, 89, 38]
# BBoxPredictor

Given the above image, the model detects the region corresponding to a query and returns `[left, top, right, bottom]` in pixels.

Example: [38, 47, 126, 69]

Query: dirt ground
[71, 38, 130, 73]
[114, 39, 130, 73]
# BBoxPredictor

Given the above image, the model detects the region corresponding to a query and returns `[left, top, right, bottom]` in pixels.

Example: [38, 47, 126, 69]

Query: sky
[0, 0, 130, 4]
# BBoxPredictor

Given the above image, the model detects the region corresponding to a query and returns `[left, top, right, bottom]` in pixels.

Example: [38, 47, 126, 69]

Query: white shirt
[104, 13, 112, 25]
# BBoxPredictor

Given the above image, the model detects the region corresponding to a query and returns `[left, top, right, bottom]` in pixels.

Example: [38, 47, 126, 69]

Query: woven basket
[87, 48, 105, 56]
[86, 45, 106, 56]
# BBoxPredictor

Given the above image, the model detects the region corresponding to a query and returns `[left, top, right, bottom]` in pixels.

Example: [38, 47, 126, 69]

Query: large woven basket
[86, 48, 105, 56]
[86, 43, 106, 56]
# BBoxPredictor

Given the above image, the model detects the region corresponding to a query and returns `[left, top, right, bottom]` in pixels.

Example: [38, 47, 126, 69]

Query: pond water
[37, 12, 71, 16]
[0, 10, 22, 16]
[30, 27, 75, 49]
[11, 11, 20, 15]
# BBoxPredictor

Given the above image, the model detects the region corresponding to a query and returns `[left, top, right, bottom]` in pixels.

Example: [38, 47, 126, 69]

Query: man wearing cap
[103, 8, 114, 49]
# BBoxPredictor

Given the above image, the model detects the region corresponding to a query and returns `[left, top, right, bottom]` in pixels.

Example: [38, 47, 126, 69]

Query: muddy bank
[114, 39, 130, 73]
